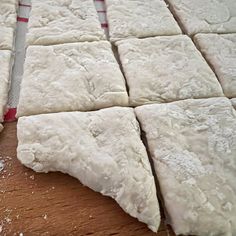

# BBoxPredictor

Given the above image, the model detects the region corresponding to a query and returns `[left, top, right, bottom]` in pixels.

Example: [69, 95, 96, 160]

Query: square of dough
[0, 50, 12, 122]
[0, 0, 17, 50]
[167, 0, 236, 35]
[135, 97, 236, 236]
[26, 0, 106, 46]
[194, 33, 236, 98]
[17, 107, 160, 232]
[105, 0, 181, 42]
[17, 41, 128, 117]
[116, 35, 223, 106]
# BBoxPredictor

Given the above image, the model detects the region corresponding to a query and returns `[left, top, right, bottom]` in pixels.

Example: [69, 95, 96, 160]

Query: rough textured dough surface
[0, 50, 12, 123]
[232, 98, 236, 109]
[0, 27, 15, 50]
[0, 0, 18, 28]
[135, 97, 236, 236]
[105, 0, 181, 42]
[167, 0, 236, 35]
[17, 41, 128, 117]
[0, 0, 17, 50]
[26, 0, 105, 46]
[117, 35, 223, 106]
[17, 107, 160, 232]
[194, 33, 236, 98]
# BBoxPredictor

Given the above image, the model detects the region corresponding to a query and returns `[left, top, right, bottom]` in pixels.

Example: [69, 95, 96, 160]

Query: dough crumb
[5, 217, 11, 224]
[0, 160, 5, 172]
[29, 175, 34, 180]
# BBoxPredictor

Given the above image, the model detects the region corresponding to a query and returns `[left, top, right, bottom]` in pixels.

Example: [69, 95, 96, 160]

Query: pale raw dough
[26, 0, 106, 46]
[0, 50, 12, 123]
[105, 0, 181, 42]
[232, 98, 236, 109]
[0, 27, 15, 50]
[17, 107, 160, 232]
[0, 124, 3, 133]
[135, 97, 236, 236]
[0, 0, 17, 50]
[167, 0, 236, 35]
[194, 33, 236, 98]
[116, 35, 223, 106]
[1, 0, 19, 8]
[0, 0, 18, 28]
[17, 41, 128, 117]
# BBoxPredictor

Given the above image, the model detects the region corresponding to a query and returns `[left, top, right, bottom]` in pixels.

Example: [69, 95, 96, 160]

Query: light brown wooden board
[0, 122, 175, 236]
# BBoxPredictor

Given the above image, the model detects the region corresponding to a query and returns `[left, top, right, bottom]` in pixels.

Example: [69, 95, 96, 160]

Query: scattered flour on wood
[5, 217, 11, 224]
[29, 175, 34, 180]
[0, 156, 13, 178]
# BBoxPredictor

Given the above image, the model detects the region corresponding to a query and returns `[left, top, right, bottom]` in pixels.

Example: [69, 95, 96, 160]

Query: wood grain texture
[0, 122, 175, 236]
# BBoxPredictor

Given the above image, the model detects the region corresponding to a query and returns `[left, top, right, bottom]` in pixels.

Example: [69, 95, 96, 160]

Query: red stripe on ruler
[101, 23, 108, 28]
[4, 108, 17, 122]
[98, 10, 106, 13]
[17, 17, 29, 23]
[94, 0, 104, 2]
[19, 3, 31, 7]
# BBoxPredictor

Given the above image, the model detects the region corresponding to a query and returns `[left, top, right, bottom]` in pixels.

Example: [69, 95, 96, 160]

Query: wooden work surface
[0, 122, 175, 236]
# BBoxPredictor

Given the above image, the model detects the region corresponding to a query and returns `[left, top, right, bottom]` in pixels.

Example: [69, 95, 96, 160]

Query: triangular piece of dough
[135, 97, 236, 236]
[17, 107, 160, 232]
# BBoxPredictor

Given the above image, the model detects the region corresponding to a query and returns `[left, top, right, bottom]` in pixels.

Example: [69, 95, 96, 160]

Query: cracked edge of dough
[16, 108, 161, 232]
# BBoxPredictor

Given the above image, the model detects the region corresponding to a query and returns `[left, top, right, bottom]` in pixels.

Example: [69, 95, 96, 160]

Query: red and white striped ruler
[5, 0, 108, 122]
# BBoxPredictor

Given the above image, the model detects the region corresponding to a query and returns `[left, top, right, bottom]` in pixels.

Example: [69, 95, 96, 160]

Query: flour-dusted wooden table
[0, 122, 175, 236]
